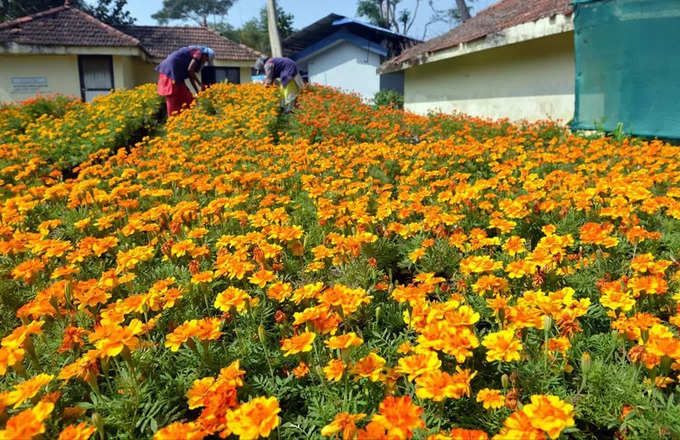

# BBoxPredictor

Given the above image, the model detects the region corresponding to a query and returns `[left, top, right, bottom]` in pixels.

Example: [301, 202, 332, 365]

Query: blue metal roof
[330, 17, 414, 40]
[283, 13, 420, 59]
[291, 30, 388, 62]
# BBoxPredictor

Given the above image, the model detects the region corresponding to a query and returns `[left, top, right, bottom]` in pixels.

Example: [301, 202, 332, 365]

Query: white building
[284, 14, 419, 100]
[379, 0, 575, 122]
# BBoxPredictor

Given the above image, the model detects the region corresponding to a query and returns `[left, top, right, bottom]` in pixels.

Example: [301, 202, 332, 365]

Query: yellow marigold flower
[215, 287, 256, 314]
[324, 358, 346, 382]
[7, 373, 53, 409]
[248, 269, 276, 288]
[280, 331, 316, 356]
[396, 350, 441, 381]
[321, 412, 366, 439]
[521, 394, 575, 439]
[352, 352, 386, 382]
[482, 329, 523, 362]
[325, 332, 364, 350]
[226, 396, 280, 440]
[476, 388, 505, 410]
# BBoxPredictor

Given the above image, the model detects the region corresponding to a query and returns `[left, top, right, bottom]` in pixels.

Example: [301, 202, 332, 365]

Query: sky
[123, 0, 497, 40]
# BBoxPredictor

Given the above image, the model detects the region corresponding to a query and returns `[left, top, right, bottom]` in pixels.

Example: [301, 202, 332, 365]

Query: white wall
[304, 41, 381, 99]
[404, 32, 575, 122]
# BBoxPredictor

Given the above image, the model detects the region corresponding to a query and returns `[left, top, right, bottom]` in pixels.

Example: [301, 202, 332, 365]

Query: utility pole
[267, 0, 282, 57]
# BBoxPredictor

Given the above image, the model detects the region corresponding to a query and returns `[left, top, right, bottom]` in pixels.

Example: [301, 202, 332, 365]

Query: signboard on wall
[11, 77, 48, 94]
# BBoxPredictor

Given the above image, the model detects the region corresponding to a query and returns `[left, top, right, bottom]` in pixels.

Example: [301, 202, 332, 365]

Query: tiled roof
[0, 5, 139, 47]
[117, 25, 261, 61]
[0, 5, 261, 62]
[381, 0, 573, 71]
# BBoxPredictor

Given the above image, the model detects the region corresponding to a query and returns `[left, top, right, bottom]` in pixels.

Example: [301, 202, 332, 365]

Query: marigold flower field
[1, 83, 680, 439]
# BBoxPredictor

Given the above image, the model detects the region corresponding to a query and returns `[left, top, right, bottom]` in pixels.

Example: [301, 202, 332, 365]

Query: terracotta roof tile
[382, 0, 572, 70]
[0, 6, 261, 62]
[117, 25, 262, 61]
[0, 6, 139, 47]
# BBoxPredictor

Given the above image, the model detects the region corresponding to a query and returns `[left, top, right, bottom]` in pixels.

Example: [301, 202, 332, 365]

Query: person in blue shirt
[254, 56, 305, 112]
[156, 46, 215, 115]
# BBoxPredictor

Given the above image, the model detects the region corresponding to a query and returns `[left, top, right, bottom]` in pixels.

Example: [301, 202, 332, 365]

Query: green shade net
[572, 0, 680, 138]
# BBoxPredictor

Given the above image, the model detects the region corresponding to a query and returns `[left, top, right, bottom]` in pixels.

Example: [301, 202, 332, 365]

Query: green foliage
[373, 90, 404, 110]
[152, 0, 234, 26]
[216, 5, 295, 55]
[0, 0, 135, 26]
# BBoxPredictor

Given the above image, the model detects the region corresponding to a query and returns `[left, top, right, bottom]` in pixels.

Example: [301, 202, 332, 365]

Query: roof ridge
[0, 5, 68, 30]
[119, 24, 213, 30]
[70, 7, 140, 46]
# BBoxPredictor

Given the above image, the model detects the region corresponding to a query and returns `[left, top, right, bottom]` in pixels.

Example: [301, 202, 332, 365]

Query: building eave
[0, 42, 144, 57]
[379, 12, 574, 74]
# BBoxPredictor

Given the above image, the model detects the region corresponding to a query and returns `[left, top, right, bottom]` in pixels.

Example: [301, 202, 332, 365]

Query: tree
[215, 5, 294, 55]
[0, 0, 135, 26]
[423, 0, 474, 39]
[152, 0, 234, 27]
[1, 0, 83, 21]
[356, 0, 421, 35]
[85, 0, 134, 25]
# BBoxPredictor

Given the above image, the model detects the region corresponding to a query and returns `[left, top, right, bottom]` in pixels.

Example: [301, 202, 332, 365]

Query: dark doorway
[78, 55, 114, 101]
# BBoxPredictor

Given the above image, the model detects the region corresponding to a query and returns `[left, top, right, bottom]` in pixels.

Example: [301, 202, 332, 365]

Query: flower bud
[501, 373, 510, 390]
[258, 325, 267, 344]
[581, 352, 592, 375]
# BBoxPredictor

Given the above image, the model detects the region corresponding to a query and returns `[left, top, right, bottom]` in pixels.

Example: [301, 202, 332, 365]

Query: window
[202, 67, 241, 85]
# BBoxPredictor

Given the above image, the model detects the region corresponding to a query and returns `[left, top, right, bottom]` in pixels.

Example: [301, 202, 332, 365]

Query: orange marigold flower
[449, 427, 489, 440]
[371, 395, 424, 440]
[267, 282, 293, 302]
[57, 422, 97, 440]
[521, 394, 575, 439]
[0, 401, 54, 440]
[495, 410, 545, 440]
[352, 352, 386, 382]
[325, 332, 364, 350]
[292, 361, 310, 378]
[226, 396, 280, 440]
[324, 358, 346, 382]
[248, 269, 276, 288]
[280, 331, 316, 356]
[153, 422, 205, 440]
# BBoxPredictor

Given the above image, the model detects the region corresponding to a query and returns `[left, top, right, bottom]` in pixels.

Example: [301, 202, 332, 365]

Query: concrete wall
[305, 41, 381, 99]
[1, 53, 253, 103]
[403, 32, 575, 122]
[0, 54, 80, 102]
